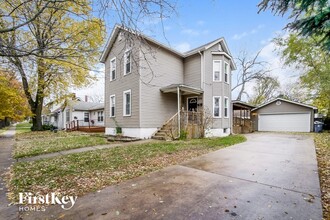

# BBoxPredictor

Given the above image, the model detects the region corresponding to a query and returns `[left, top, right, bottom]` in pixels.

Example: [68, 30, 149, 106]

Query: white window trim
[213, 60, 222, 82]
[213, 96, 221, 118]
[110, 95, 115, 117]
[124, 49, 132, 76]
[123, 89, 132, 116]
[224, 61, 229, 84]
[110, 57, 116, 81]
[224, 96, 229, 118]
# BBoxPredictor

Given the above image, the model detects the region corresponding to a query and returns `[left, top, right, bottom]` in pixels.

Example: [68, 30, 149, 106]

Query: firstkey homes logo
[18, 192, 78, 212]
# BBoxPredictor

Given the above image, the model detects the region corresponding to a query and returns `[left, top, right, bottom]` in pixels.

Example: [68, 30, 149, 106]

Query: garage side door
[258, 113, 311, 132]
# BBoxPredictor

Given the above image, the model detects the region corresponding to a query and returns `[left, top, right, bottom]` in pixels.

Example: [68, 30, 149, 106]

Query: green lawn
[314, 132, 330, 220]
[7, 135, 246, 202]
[14, 131, 108, 158]
[15, 122, 32, 134]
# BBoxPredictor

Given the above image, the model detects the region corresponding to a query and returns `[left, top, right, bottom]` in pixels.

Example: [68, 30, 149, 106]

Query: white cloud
[181, 29, 200, 36]
[233, 32, 248, 40]
[197, 20, 205, 26]
[181, 28, 209, 37]
[259, 41, 300, 84]
[175, 42, 191, 52]
[73, 65, 105, 102]
[232, 24, 265, 40]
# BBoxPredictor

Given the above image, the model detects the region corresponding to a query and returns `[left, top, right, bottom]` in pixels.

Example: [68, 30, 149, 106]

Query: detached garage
[252, 98, 317, 132]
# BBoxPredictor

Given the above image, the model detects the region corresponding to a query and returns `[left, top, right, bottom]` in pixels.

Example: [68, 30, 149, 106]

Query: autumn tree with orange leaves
[0, 70, 31, 122]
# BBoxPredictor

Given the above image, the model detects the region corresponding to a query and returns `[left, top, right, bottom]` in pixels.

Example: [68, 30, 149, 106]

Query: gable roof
[251, 98, 317, 111]
[67, 100, 104, 111]
[100, 24, 236, 69]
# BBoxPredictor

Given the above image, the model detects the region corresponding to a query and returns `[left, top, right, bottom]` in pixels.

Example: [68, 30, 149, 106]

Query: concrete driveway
[23, 133, 322, 220]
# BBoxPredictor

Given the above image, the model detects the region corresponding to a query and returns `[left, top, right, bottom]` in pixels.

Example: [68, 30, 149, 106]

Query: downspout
[198, 51, 204, 136]
[198, 51, 203, 90]
[177, 86, 180, 137]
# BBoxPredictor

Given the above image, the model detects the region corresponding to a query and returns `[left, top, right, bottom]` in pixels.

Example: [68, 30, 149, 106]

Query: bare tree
[232, 50, 271, 101]
[278, 82, 310, 103]
[248, 75, 280, 106]
[0, 0, 176, 57]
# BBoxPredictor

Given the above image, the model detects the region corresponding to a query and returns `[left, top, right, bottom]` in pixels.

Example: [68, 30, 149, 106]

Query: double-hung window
[66, 109, 70, 122]
[213, 96, 221, 118]
[224, 62, 229, 83]
[110, 95, 115, 117]
[224, 97, 229, 118]
[98, 111, 104, 122]
[124, 50, 131, 75]
[123, 90, 131, 116]
[84, 112, 89, 122]
[213, 60, 221, 81]
[110, 58, 116, 81]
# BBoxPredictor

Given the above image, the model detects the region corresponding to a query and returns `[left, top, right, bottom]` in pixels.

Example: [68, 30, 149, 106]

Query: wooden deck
[66, 125, 105, 133]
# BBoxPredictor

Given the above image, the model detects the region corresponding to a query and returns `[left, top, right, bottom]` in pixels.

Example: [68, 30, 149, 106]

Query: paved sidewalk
[0, 126, 18, 220]
[17, 139, 158, 163]
[21, 132, 323, 220]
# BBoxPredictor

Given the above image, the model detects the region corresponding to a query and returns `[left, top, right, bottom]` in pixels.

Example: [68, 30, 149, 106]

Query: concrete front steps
[152, 129, 170, 140]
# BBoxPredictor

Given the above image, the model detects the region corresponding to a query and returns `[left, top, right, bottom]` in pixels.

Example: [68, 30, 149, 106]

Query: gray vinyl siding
[104, 32, 140, 128]
[140, 42, 184, 128]
[202, 47, 231, 129]
[252, 101, 314, 131]
[184, 54, 201, 88]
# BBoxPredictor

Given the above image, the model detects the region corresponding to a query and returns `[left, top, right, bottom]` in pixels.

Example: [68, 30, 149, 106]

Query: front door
[187, 97, 198, 112]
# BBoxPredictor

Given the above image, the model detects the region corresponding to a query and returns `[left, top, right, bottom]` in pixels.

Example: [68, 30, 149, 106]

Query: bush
[116, 127, 122, 134]
[179, 130, 188, 140]
[42, 124, 52, 130]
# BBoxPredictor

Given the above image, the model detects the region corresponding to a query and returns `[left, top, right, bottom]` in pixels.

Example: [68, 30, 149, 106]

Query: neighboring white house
[100, 25, 236, 139]
[43, 100, 104, 130]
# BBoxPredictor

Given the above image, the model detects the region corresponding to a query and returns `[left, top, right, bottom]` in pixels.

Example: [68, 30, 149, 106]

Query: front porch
[154, 84, 205, 140]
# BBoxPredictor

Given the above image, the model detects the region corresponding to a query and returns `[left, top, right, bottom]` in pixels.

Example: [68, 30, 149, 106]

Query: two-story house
[100, 25, 236, 139]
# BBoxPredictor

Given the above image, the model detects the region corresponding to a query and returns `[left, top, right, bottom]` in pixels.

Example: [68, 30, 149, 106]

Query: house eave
[251, 98, 317, 112]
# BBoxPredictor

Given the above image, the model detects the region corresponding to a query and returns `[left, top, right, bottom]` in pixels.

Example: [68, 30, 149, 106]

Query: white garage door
[259, 113, 311, 132]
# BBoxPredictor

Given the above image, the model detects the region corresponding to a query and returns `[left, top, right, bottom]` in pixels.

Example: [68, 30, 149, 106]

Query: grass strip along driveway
[314, 132, 330, 220]
[14, 131, 108, 159]
[7, 135, 246, 202]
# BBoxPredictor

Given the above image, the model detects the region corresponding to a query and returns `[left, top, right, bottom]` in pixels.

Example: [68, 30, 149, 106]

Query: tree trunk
[31, 102, 43, 131]
[31, 57, 46, 131]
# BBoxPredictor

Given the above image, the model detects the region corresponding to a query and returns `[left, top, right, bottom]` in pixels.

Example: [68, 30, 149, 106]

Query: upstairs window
[224, 62, 229, 83]
[110, 95, 115, 117]
[224, 97, 229, 118]
[124, 50, 131, 75]
[213, 96, 221, 118]
[123, 90, 131, 116]
[213, 60, 221, 81]
[110, 58, 116, 81]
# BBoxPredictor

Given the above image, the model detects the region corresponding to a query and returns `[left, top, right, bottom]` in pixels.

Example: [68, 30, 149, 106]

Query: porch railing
[159, 110, 204, 139]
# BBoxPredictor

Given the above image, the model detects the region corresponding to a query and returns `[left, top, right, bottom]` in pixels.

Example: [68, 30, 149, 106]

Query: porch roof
[160, 84, 203, 95]
[232, 100, 255, 110]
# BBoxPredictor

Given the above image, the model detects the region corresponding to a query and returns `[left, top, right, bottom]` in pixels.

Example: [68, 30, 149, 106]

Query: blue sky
[138, 0, 289, 55]
[77, 0, 297, 101]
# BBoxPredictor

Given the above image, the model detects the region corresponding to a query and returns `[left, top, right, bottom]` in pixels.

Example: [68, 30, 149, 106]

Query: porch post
[177, 86, 180, 135]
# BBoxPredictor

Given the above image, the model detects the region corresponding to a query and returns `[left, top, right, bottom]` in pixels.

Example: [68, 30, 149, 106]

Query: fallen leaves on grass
[6, 135, 246, 203]
[314, 133, 330, 220]
[14, 132, 108, 158]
